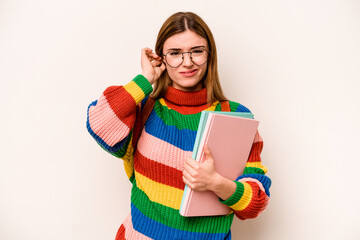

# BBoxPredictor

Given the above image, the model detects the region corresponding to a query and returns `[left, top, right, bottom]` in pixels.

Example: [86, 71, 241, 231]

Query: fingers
[151, 60, 162, 67]
[184, 158, 199, 176]
[150, 53, 162, 60]
[182, 175, 194, 189]
[183, 160, 205, 191]
[184, 157, 198, 169]
[183, 161, 198, 190]
[141, 48, 151, 61]
[182, 169, 195, 184]
[141, 47, 165, 83]
[153, 61, 166, 74]
[142, 48, 162, 61]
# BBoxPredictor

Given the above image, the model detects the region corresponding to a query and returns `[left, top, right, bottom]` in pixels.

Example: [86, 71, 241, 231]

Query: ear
[162, 60, 168, 70]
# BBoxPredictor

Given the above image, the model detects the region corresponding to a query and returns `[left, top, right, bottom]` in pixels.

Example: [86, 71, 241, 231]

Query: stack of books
[180, 111, 259, 217]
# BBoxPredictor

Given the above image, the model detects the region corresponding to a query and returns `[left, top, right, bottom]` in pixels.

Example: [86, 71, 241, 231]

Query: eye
[169, 51, 181, 56]
[192, 49, 206, 56]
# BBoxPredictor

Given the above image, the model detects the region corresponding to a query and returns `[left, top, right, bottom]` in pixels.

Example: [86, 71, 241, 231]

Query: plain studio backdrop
[1, 0, 359, 239]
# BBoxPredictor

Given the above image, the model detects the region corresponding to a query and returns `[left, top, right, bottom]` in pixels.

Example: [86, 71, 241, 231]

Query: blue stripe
[144, 110, 197, 151]
[235, 103, 251, 113]
[140, 96, 149, 111]
[130, 203, 229, 240]
[86, 100, 130, 153]
[236, 174, 271, 197]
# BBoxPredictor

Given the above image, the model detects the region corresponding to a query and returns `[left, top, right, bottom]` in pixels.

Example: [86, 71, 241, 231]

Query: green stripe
[153, 101, 202, 131]
[243, 167, 265, 175]
[214, 103, 222, 111]
[152, 101, 240, 132]
[114, 130, 133, 158]
[154, 101, 240, 131]
[229, 101, 240, 112]
[129, 172, 135, 183]
[152, 101, 241, 131]
[133, 74, 153, 96]
[219, 181, 244, 206]
[131, 182, 234, 233]
[153, 101, 225, 131]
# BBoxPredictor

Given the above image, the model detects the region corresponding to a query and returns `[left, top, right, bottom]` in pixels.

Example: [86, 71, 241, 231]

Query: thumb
[203, 144, 212, 161]
[160, 61, 166, 72]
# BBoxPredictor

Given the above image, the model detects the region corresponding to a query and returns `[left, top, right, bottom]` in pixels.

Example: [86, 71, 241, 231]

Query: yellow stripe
[230, 182, 253, 211]
[122, 139, 134, 179]
[205, 101, 219, 111]
[123, 81, 145, 105]
[135, 171, 183, 210]
[158, 98, 168, 107]
[158, 99, 219, 111]
[123, 159, 134, 179]
[245, 162, 268, 174]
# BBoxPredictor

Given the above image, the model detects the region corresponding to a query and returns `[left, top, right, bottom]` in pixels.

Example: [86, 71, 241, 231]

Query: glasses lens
[165, 49, 209, 67]
[166, 51, 183, 68]
[191, 49, 208, 66]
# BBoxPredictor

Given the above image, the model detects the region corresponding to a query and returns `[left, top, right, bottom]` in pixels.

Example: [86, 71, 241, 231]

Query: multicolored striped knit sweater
[86, 75, 271, 240]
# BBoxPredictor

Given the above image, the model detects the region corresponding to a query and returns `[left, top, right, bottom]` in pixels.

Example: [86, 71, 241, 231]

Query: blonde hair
[151, 12, 228, 104]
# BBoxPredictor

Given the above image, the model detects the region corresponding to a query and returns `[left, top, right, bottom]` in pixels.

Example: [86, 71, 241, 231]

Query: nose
[182, 52, 193, 67]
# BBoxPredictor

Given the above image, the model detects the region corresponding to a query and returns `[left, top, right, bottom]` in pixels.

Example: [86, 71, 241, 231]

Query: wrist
[209, 173, 224, 193]
[141, 72, 154, 84]
[210, 174, 237, 201]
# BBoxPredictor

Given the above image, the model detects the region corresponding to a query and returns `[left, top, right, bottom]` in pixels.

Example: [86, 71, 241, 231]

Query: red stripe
[163, 99, 213, 115]
[134, 151, 185, 190]
[104, 86, 136, 128]
[247, 141, 263, 162]
[234, 181, 268, 220]
[115, 224, 126, 240]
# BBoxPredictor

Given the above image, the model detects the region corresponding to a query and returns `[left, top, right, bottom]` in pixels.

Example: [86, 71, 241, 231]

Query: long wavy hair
[151, 12, 227, 104]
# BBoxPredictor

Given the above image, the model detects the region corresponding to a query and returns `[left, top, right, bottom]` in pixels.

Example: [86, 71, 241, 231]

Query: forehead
[163, 30, 208, 51]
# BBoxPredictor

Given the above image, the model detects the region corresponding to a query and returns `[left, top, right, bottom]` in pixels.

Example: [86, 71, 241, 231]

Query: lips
[179, 69, 198, 77]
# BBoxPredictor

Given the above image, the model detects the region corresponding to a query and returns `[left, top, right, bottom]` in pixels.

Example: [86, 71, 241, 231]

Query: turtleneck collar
[163, 86, 208, 106]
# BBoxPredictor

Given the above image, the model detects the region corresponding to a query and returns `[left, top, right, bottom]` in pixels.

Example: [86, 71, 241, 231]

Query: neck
[164, 86, 208, 107]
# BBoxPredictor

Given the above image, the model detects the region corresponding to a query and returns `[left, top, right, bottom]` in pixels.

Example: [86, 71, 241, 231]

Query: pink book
[180, 112, 259, 217]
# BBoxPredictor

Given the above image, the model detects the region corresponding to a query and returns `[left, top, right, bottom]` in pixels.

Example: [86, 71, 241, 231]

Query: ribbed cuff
[123, 75, 153, 105]
[219, 181, 244, 206]
[133, 74, 153, 96]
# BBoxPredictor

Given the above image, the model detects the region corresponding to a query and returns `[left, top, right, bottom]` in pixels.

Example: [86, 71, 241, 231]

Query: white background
[1, 0, 360, 239]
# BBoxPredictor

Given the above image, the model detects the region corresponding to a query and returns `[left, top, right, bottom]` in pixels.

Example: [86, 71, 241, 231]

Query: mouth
[179, 69, 198, 77]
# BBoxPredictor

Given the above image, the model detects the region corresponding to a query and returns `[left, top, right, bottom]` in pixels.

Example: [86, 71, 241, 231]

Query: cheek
[166, 67, 177, 80]
[199, 66, 208, 78]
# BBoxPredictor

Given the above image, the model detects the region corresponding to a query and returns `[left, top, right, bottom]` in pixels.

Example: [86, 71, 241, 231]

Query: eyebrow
[166, 45, 206, 51]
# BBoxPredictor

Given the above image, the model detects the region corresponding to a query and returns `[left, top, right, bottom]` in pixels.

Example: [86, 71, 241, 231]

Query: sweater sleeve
[219, 102, 271, 220]
[86, 75, 153, 180]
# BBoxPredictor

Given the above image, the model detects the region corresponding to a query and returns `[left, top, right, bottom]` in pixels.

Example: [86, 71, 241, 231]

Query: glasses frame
[163, 48, 210, 68]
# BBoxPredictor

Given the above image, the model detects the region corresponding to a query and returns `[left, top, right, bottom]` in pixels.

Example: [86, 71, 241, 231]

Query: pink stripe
[123, 213, 153, 240]
[238, 177, 266, 193]
[88, 94, 130, 147]
[137, 130, 192, 171]
[253, 130, 263, 143]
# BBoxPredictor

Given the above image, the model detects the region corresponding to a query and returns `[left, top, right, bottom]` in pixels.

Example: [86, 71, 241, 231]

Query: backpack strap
[220, 100, 230, 112]
[140, 97, 155, 132]
[133, 96, 156, 148]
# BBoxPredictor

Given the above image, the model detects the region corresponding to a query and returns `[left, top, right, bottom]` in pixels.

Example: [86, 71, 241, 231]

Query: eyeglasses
[163, 48, 210, 68]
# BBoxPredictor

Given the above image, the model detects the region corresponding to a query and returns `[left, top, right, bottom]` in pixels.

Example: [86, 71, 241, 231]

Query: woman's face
[163, 30, 208, 91]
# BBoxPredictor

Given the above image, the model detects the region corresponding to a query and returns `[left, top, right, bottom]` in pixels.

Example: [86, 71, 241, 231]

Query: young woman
[87, 11, 271, 240]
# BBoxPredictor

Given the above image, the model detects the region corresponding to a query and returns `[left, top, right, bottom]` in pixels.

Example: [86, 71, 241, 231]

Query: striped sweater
[86, 75, 271, 240]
